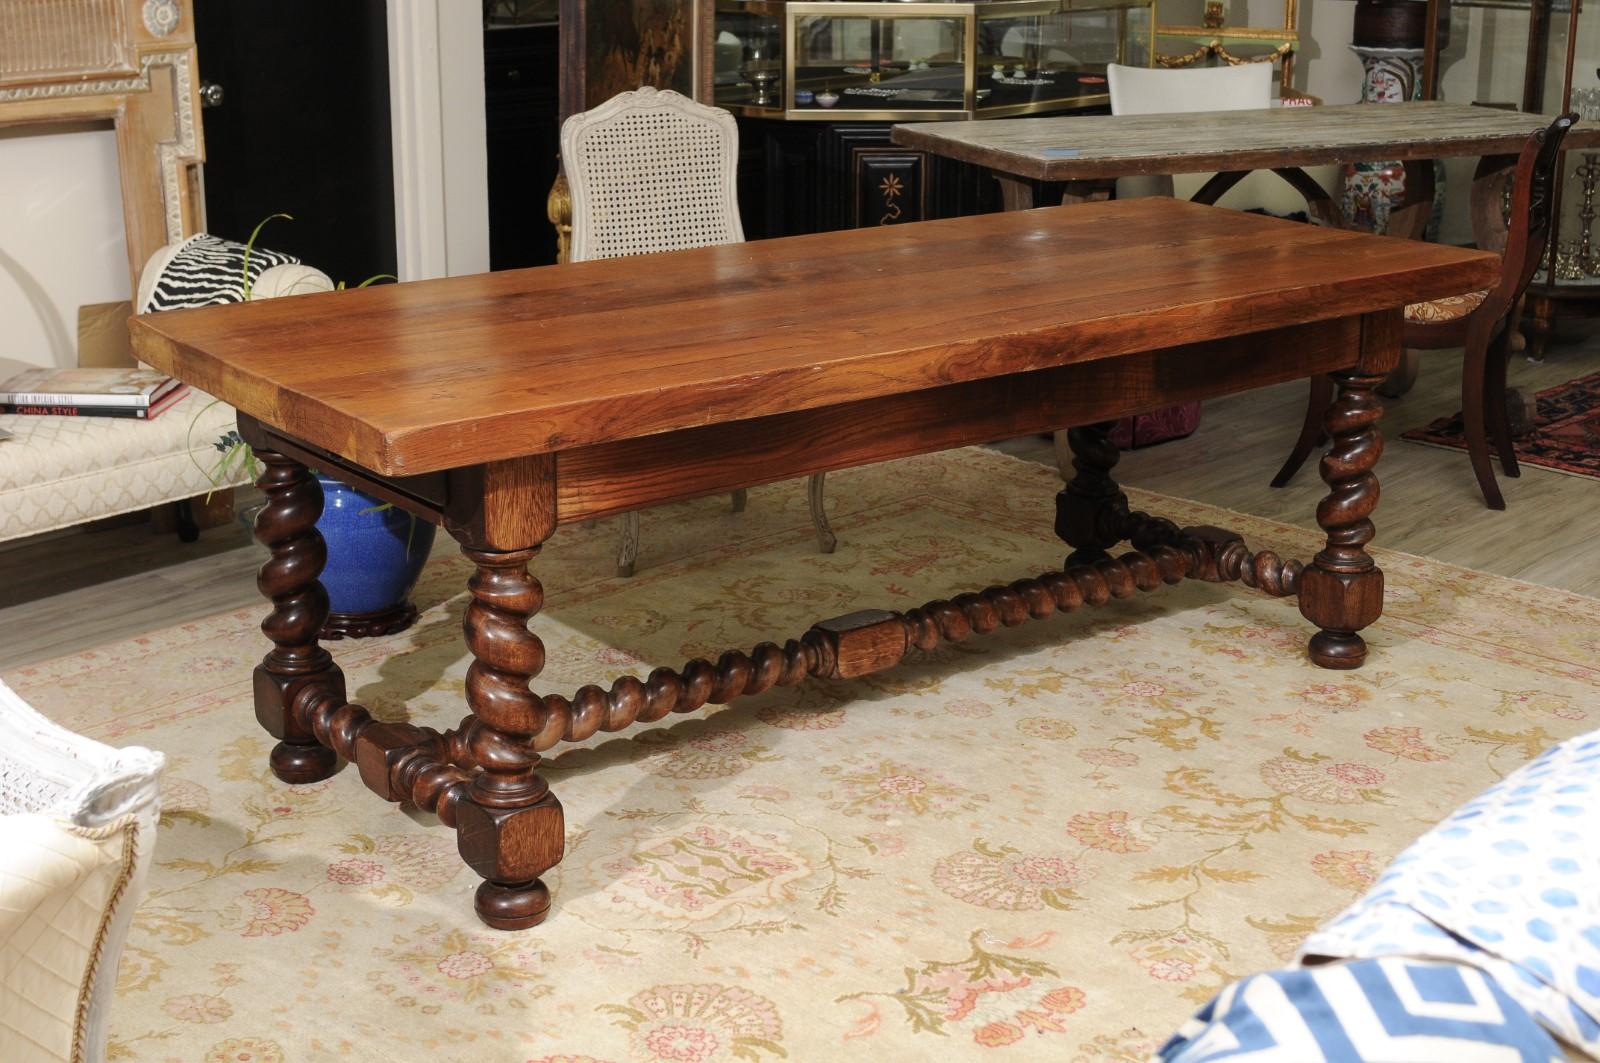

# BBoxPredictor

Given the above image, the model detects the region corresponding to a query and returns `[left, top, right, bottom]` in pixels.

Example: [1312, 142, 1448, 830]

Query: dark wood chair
[1270, 113, 1575, 510]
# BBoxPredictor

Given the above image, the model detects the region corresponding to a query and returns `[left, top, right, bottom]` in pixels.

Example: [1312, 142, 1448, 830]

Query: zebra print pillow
[138, 234, 299, 314]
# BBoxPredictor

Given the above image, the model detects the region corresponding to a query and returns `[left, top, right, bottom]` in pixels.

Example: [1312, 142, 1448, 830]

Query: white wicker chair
[0, 679, 163, 1063]
[560, 87, 837, 576]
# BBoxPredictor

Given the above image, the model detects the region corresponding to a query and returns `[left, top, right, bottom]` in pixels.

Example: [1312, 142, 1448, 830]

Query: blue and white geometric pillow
[1300, 730, 1600, 1054]
[1157, 957, 1564, 1061]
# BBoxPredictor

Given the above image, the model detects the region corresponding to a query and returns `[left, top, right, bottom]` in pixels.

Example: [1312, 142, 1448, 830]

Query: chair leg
[808, 473, 836, 554]
[730, 488, 748, 513]
[1483, 331, 1520, 478]
[1461, 327, 1506, 510]
[1271, 375, 1335, 488]
[1052, 429, 1072, 482]
[1376, 350, 1421, 398]
[617, 511, 641, 577]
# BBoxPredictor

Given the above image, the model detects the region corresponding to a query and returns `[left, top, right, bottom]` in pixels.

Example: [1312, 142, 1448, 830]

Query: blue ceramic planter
[315, 476, 435, 625]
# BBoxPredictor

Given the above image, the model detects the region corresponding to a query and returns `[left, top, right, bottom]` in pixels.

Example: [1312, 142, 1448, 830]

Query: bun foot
[475, 879, 551, 930]
[1308, 630, 1367, 670]
[270, 740, 339, 784]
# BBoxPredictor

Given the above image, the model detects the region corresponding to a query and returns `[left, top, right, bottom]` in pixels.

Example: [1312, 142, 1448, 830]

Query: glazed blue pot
[315, 476, 436, 616]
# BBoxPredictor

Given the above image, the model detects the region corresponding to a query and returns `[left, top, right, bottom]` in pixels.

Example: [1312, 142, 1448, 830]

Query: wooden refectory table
[130, 199, 1497, 930]
[892, 101, 1600, 237]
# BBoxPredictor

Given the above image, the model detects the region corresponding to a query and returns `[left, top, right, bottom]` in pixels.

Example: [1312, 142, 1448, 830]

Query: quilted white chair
[0, 678, 163, 1063]
[560, 87, 837, 576]
[1106, 62, 1274, 200]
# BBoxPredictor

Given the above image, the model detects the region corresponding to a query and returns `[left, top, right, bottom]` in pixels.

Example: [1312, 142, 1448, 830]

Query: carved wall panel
[0, 0, 203, 290]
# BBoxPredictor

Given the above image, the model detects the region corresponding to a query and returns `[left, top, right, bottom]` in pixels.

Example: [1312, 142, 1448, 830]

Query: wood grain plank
[445, 456, 558, 551]
[130, 198, 1497, 476]
[5, 339, 1600, 676]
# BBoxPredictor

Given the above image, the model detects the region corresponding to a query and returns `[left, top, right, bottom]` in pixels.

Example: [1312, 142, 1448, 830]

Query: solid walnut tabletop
[129, 197, 1496, 477]
[892, 102, 1600, 181]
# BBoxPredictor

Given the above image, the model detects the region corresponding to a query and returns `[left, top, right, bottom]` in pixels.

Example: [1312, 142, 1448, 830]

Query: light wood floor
[3, 334, 1597, 673]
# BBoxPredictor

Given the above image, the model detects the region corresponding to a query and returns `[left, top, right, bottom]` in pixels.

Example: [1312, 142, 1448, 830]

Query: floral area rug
[1400, 368, 1600, 479]
[6, 447, 1599, 1063]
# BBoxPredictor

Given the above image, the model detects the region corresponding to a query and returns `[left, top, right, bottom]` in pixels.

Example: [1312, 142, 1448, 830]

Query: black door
[194, 0, 397, 286]
[484, 23, 562, 270]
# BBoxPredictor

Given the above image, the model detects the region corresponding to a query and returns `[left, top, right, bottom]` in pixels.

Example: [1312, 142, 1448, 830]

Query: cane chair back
[561, 87, 744, 263]
[558, 87, 835, 574]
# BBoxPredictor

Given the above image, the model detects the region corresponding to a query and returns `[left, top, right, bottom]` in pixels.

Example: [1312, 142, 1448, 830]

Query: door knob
[199, 81, 224, 108]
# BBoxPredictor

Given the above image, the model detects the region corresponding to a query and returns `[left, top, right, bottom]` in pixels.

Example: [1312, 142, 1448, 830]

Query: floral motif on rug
[1401, 367, 1600, 478]
[4, 446, 1597, 1062]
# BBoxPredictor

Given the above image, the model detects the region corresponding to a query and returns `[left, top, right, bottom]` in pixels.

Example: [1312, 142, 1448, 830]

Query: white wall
[0, 122, 130, 369]
[387, 0, 490, 281]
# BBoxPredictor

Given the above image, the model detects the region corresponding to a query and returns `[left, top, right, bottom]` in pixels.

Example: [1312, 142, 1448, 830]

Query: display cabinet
[708, 0, 1155, 120]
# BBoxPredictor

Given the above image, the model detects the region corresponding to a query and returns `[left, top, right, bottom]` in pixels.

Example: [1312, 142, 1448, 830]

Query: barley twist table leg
[1299, 369, 1387, 670]
[454, 546, 564, 930]
[252, 451, 344, 783]
[1055, 421, 1131, 566]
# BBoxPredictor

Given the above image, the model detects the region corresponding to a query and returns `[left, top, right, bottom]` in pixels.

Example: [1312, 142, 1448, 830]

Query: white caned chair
[560, 87, 837, 577]
[0, 678, 164, 1063]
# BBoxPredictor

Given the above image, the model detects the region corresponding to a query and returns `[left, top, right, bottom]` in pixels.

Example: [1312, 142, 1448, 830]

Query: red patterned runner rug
[1400, 369, 1600, 479]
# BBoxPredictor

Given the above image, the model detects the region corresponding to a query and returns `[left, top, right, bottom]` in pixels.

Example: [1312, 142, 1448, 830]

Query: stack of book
[0, 367, 188, 420]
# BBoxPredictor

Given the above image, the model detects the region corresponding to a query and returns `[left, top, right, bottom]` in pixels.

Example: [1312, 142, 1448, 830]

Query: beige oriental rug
[6, 447, 1599, 1063]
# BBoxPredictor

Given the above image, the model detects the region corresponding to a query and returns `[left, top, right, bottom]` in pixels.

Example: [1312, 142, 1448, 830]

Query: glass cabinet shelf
[708, 0, 1156, 120]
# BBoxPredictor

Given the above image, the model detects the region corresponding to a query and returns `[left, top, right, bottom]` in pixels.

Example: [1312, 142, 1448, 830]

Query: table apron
[241, 313, 1376, 539]
[554, 315, 1361, 523]
[237, 415, 449, 520]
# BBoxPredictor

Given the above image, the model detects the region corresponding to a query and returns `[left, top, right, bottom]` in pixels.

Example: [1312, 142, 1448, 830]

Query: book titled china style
[0, 366, 181, 408]
[2, 387, 189, 420]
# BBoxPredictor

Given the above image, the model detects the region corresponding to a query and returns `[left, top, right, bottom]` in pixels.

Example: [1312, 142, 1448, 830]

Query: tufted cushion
[3, 230, 315, 546]
[1405, 289, 1489, 324]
